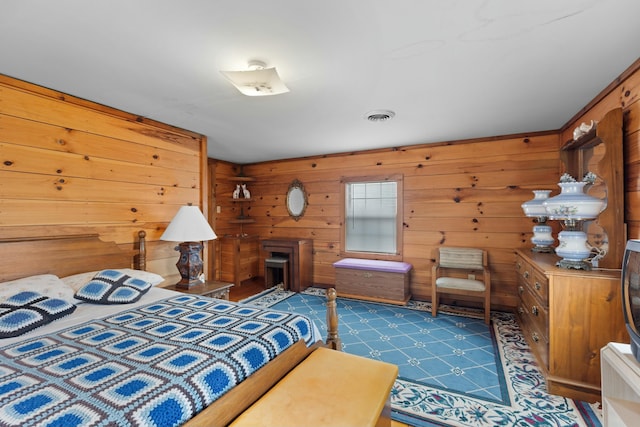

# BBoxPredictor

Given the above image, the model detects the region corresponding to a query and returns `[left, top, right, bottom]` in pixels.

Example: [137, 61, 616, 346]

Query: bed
[0, 231, 340, 427]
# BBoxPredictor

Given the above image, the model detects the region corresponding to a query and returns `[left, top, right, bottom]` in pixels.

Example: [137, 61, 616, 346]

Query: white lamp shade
[220, 67, 289, 96]
[543, 181, 605, 220]
[521, 190, 552, 217]
[160, 205, 217, 242]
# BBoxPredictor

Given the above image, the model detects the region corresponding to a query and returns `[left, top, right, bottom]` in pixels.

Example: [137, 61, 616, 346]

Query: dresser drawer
[519, 282, 548, 342]
[515, 256, 532, 284]
[516, 254, 548, 305]
[517, 298, 549, 369]
[530, 270, 549, 305]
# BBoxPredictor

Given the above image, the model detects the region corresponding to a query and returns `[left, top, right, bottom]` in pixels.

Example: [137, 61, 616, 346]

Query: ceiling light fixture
[221, 60, 289, 96]
[365, 110, 396, 122]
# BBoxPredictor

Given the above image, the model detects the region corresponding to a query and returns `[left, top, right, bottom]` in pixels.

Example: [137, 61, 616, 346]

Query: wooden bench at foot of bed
[333, 258, 412, 305]
[228, 347, 398, 427]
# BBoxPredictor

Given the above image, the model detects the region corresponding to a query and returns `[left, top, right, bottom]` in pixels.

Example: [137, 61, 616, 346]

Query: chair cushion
[333, 258, 412, 273]
[435, 277, 486, 291]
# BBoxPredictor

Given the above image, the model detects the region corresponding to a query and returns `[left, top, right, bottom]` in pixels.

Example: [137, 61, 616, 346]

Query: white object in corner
[601, 342, 640, 426]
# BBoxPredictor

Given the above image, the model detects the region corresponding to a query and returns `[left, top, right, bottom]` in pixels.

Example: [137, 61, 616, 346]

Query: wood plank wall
[561, 59, 640, 242]
[213, 60, 640, 310]
[213, 133, 562, 308]
[2, 56, 637, 307]
[0, 75, 207, 278]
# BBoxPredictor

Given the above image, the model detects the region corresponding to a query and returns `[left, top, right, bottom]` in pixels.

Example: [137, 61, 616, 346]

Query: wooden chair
[431, 247, 491, 324]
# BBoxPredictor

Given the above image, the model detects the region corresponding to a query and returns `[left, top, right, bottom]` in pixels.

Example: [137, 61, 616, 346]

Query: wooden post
[137, 230, 147, 271]
[325, 288, 342, 351]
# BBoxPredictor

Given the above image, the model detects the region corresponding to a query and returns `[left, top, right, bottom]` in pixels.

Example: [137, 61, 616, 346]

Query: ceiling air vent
[365, 110, 395, 122]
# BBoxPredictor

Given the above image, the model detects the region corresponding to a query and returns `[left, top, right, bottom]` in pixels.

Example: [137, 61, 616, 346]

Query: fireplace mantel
[261, 238, 313, 292]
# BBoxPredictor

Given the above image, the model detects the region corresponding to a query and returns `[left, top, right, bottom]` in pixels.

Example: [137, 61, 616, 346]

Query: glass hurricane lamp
[542, 173, 604, 270]
[521, 190, 555, 253]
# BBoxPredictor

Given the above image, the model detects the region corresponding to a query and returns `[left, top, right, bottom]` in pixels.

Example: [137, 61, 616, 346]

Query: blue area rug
[243, 288, 602, 427]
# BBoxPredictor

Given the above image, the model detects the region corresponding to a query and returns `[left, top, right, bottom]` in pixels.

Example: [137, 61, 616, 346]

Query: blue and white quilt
[0, 294, 318, 427]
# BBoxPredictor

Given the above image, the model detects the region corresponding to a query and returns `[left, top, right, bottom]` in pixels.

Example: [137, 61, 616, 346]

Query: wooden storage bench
[333, 258, 412, 305]
[229, 347, 398, 427]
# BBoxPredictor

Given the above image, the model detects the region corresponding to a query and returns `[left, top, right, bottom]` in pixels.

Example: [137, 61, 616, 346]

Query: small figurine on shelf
[232, 184, 241, 199]
[241, 184, 251, 199]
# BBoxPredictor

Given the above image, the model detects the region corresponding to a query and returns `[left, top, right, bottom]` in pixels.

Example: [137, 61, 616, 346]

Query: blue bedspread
[0, 294, 318, 427]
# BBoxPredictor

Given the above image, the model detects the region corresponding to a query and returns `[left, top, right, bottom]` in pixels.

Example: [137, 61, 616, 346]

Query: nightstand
[164, 279, 234, 300]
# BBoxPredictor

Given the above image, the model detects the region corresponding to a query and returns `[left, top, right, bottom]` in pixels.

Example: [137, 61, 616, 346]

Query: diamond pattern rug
[243, 287, 602, 427]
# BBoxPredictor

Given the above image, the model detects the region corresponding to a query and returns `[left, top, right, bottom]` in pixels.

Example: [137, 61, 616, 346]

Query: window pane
[345, 181, 397, 254]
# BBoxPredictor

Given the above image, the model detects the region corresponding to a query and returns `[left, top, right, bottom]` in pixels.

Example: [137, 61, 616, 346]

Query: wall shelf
[227, 172, 255, 224]
[229, 176, 255, 182]
[230, 218, 256, 224]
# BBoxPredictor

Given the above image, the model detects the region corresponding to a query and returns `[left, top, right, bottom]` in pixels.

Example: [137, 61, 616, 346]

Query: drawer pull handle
[531, 305, 539, 316]
[363, 272, 372, 278]
[524, 271, 530, 279]
[532, 332, 540, 342]
[518, 286, 524, 295]
[535, 281, 541, 291]
[518, 307, 524, 315]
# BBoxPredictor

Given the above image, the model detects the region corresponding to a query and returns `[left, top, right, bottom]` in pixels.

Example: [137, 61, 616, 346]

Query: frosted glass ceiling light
[221, 60, 289, 96]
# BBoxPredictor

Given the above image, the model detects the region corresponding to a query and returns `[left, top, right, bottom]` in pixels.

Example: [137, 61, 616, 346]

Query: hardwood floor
[228, 276, 267, 302]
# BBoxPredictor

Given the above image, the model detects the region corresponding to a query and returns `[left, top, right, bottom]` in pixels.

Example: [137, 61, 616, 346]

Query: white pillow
[61, 269, 164, 292]
[0, 274, 75, 303]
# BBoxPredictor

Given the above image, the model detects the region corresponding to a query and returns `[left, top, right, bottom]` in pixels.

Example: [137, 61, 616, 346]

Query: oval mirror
[286, 179, 307, 221]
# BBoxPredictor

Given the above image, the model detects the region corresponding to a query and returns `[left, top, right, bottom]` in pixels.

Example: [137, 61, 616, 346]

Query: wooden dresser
[515, 250, 627, 402]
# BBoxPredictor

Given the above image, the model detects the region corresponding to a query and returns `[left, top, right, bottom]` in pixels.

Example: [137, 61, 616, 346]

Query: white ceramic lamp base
[522, 191, 555, 253]
[531, 222, 554, 253]
[555, 230, 592, 270]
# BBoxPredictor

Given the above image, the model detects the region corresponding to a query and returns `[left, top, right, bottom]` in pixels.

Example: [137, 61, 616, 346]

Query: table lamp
[161, 204, 217, 288]
[543, 173, 604, 270]
[521, 190, 555, 253]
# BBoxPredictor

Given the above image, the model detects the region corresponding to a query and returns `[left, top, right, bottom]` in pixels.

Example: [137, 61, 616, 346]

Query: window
[341, 175, 403, 258]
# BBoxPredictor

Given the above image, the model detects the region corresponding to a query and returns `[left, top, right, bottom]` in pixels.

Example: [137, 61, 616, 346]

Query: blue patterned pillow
[75, 269, 152, 304]
[0, 291, 77, 338]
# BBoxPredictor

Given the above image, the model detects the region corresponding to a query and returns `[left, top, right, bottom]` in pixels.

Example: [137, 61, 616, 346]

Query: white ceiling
[1, 1, 639, 164]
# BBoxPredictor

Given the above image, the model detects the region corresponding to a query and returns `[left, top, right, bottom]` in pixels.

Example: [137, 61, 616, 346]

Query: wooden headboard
[0, 231, 147, 282]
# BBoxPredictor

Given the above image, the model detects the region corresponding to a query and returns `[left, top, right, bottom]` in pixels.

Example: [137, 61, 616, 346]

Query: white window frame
[340, 174, 403, 260]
